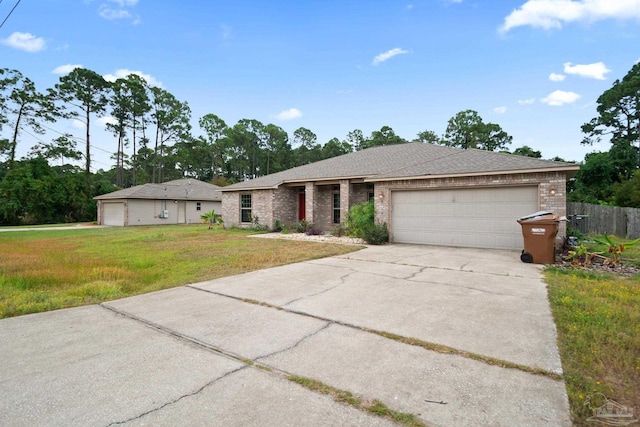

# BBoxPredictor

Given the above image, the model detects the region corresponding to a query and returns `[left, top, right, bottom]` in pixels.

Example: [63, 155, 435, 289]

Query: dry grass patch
[0, 225, 359, 318]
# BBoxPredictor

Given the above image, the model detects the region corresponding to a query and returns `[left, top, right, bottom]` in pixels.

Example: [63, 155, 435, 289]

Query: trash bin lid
[518, 211, 554, 221]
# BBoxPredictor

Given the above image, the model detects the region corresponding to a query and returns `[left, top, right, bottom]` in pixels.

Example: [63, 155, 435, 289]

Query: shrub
[345, 200, 374, 238]
[362, 222, 389, 245]
[345, 200, 388, 245]
[295, 220, 310, 233]
[305, 226, 324, 236]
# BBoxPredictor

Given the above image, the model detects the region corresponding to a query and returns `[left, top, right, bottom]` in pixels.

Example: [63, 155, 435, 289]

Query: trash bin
[517, 211, 560, 264]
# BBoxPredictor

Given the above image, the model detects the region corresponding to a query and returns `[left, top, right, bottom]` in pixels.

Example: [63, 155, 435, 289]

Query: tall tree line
[2, 61, 639, 225]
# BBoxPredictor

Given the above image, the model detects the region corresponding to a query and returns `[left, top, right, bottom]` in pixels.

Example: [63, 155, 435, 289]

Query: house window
[333, 193, 341, 224]
[196, 202, 201, 211]
[367, 184, 375, 202]
[241, 194, 252, 223]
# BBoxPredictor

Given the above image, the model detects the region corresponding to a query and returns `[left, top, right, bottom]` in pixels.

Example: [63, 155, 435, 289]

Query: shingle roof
[94, 179, 222, 201]
[222, 142, 579, 191]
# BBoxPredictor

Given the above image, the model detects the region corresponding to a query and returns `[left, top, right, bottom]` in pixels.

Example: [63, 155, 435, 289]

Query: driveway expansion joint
[186, 287, 563, 381]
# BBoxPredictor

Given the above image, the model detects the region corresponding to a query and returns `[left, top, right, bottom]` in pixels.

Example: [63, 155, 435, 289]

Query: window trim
[240, 194, 252, 223]
[332, 192, 341, 224]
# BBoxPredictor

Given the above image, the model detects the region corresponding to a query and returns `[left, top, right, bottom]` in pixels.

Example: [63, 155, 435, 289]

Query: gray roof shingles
[94, 179, 222, 201]
[223, 142, 578, 191]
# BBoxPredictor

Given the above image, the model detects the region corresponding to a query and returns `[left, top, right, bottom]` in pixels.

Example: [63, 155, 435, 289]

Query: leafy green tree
[582, 62, 640, 170]
[263, 123, 291, 174]
[199, 113, 228, 179]
[52, 68, 110, 195]
[568, 152, 617, 204]
[345, 129, 366, 151]
[416, 129, 441, 144]
[0, 157, 88, 225]
[171, 135, 211, 180]
[0, 69, 59, 169]
[106, 78, 131, 187]
[513, 145, 542, 158]
[123, 74, 151, 185]
[322, 137, 352, 159]
[150, 87, 191, 183]
[367, 126, 406, 148]
[613, 169, 640, 207]
[29, 134, 82, 166]
[293, 127, 322, 165]
[443, 110, 512, 151]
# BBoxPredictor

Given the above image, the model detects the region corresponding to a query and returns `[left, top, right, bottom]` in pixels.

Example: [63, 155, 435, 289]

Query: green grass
[287, 375, 426, 427]
[545, 237, 640, 425]
[0, 225, 360, 318]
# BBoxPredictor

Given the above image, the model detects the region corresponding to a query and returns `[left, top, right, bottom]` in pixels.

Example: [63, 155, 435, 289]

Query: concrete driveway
[0, 244, 571, 426]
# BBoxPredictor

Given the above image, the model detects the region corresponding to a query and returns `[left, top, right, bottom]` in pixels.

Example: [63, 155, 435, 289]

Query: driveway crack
[283, 272, 354, 306]
[255, 322, 332, 361]
[104, 365, 248, 426]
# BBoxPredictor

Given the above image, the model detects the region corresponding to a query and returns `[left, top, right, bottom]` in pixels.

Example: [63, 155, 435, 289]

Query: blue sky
[2, 0, 640, 171]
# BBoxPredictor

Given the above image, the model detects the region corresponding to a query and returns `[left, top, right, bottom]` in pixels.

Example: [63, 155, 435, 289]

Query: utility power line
[0, 0, 21, 30]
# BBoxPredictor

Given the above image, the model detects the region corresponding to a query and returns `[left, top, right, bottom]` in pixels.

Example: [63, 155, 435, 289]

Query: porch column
[340, 179, 351, 223]
[305, 182, 315, 224]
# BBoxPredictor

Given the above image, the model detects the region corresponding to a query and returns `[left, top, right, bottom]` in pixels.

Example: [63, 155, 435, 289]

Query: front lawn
[0, 225, 360, 318]
[545, 237, 640, 425]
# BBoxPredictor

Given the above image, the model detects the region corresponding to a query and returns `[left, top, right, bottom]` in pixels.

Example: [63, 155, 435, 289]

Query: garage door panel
[103, 202, 125, 226]
[391, 187, 538, 250]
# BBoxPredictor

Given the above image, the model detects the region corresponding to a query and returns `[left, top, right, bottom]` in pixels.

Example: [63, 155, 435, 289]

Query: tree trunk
[8, 104, 24, 170]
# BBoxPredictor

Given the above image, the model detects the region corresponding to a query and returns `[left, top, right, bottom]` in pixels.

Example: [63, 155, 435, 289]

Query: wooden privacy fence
[567, 202, 640, 239]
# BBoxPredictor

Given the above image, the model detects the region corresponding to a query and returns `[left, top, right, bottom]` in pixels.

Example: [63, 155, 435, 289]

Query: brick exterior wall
[223, 171, 569, 240]
[373, 171, 568, 241]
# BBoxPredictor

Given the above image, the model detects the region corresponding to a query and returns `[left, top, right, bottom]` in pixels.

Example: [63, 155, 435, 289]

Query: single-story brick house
[95, 179, 221, 226]
[221, 142, 579, 250]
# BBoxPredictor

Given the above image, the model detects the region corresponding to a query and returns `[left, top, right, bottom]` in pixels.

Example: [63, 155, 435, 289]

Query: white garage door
[103, 202, 125, 226]
[391, 187, 538, 250]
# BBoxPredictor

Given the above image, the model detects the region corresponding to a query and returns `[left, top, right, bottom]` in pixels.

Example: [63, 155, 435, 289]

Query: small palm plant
[200, 209, 222, 229]
[592, 234, 640, 265]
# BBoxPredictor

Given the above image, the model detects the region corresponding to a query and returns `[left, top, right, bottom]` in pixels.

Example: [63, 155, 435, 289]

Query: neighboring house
[221, 142, 579, 250]
[95, 179, 222, 226]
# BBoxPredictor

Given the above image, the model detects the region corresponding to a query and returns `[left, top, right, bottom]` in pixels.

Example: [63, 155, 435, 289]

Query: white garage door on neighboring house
[103, 202, 125, 226]
[391, 186, 539, 250]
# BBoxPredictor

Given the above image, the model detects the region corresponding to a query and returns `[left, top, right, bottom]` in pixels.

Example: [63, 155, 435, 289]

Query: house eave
[221, 175, 369, 192]
[364, 166, 580, 183]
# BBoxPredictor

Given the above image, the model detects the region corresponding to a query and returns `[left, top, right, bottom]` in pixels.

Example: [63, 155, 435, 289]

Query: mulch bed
[554, 252, 640, 277]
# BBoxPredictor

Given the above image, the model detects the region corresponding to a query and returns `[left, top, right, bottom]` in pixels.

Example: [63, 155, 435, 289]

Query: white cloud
[500, 0, 640, 33]
[518, 98, 536, 105]
[541, 90, 581, 106]
[103, 69, 163, 87]
[563, 61, 611, 79]
[71, 119, 85, 129]
[549, 72, 566, 82]
[99, 5, 131, 20]
[52, 64, 83, 75]
[97, 116, 118, 127]
[493, 106, 507, 114]
[1, 32, 46, 52]
[273, 108, 303, 121]
[98, 0, 140, 23]
[372, 48, 409, 66]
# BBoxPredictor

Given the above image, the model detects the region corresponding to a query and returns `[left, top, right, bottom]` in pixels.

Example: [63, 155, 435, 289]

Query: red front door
[298, 192, 305, 221]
